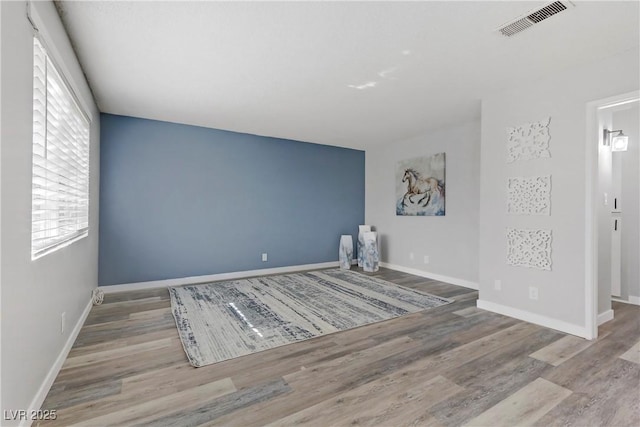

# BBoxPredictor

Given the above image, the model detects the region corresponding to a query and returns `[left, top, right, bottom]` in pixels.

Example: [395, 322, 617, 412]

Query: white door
[611, 215, 622, 297]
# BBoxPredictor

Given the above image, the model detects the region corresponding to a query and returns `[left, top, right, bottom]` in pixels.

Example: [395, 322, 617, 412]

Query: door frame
[585, 90, 639, 339]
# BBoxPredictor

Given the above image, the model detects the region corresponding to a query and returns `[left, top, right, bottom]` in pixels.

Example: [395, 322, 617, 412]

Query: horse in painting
[401, 168, 443, 208]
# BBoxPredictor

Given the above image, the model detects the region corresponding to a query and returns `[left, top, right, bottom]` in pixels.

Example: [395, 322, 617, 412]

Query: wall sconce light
[603, 129, 629, 152]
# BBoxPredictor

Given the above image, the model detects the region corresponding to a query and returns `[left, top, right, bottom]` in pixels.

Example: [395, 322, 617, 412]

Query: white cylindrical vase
[363, 231, 379, 272]
[339, 235, 353, 270]
[358, 225, 371, 267]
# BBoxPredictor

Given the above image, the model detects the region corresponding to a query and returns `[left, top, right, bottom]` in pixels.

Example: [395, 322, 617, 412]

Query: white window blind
[32, 37, 90, 259]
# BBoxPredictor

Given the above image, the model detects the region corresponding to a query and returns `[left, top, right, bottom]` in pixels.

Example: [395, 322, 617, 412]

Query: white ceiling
[56, 1, 639, 150]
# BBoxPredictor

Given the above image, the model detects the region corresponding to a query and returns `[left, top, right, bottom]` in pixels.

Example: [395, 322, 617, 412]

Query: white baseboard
[597, 309, 614, 325]
[380, 262, 478, 290]
[476, 299, 589, 339]
[22, 297, 93, 427]
[612, 295, 640, 306]
[101, 261, 340, 293]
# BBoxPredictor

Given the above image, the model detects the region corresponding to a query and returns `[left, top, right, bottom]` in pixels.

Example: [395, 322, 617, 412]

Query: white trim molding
[22, 297, 93, 426]
[597, 309, 614, 326]
[476, 299, 589, 339]
[100, 262, 341, 293]
[380, 262, 478, 290]
[612, 296, 640, 306]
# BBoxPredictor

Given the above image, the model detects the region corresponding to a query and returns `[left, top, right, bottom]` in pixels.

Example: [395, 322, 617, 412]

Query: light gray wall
[479, 47, 639, 330]
[613, 104, 640, 300]
[365, 121, 480, 285]
[1, 1, 99, 422]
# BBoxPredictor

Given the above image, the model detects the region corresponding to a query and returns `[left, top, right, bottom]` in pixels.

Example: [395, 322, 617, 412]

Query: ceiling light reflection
[229, 302, 264, 338]
[347, 81, 377, 90]
[378, 67, 398, 79]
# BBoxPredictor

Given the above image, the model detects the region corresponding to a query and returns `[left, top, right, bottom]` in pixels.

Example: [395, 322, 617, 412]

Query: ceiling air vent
[496, 1, 575, 37]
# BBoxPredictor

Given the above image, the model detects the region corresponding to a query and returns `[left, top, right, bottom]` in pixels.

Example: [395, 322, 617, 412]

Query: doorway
[586, 90, 640, 339]
[610, 102, 640, 306]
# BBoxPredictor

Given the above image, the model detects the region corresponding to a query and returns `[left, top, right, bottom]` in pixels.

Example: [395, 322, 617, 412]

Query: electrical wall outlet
[261, 253, 268, 262]
[423, 255, 430, 264]
[494, 279, 502, 291]
[529, 286, 539, 300]
[61, 312, 66, 334]
[409, 252, 414, 261]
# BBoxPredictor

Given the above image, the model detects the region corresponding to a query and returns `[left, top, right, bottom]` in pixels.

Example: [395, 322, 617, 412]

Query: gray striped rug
[169, 269, 451, 367]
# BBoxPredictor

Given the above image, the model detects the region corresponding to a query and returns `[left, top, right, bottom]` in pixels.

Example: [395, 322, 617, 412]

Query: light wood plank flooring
[37, 268, 640, 426]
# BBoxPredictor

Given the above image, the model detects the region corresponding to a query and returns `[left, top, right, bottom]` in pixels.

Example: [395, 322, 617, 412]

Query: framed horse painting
[396, 153, 446, 216]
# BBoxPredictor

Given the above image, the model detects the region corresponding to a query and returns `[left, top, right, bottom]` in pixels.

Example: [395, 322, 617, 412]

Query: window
[31, 37, 90, 259]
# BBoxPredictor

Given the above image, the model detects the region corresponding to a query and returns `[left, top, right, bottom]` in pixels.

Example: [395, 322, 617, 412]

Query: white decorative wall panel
[507, 175, 551, 215]
[506, 228, 552, 270]
[506, 117, 551, 163]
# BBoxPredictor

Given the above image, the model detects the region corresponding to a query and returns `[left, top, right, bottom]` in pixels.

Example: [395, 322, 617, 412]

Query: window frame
[31, 36, 91, 260]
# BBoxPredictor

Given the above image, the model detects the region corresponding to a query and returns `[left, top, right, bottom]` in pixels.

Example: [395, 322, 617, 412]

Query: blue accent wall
[98, 114, 365, 286]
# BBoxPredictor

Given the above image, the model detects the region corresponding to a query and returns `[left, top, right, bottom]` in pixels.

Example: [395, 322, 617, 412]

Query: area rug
[169, 269, 452, 367]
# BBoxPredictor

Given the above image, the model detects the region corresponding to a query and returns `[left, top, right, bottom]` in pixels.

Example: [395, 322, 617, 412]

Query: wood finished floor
[38, 268, 640, 427]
